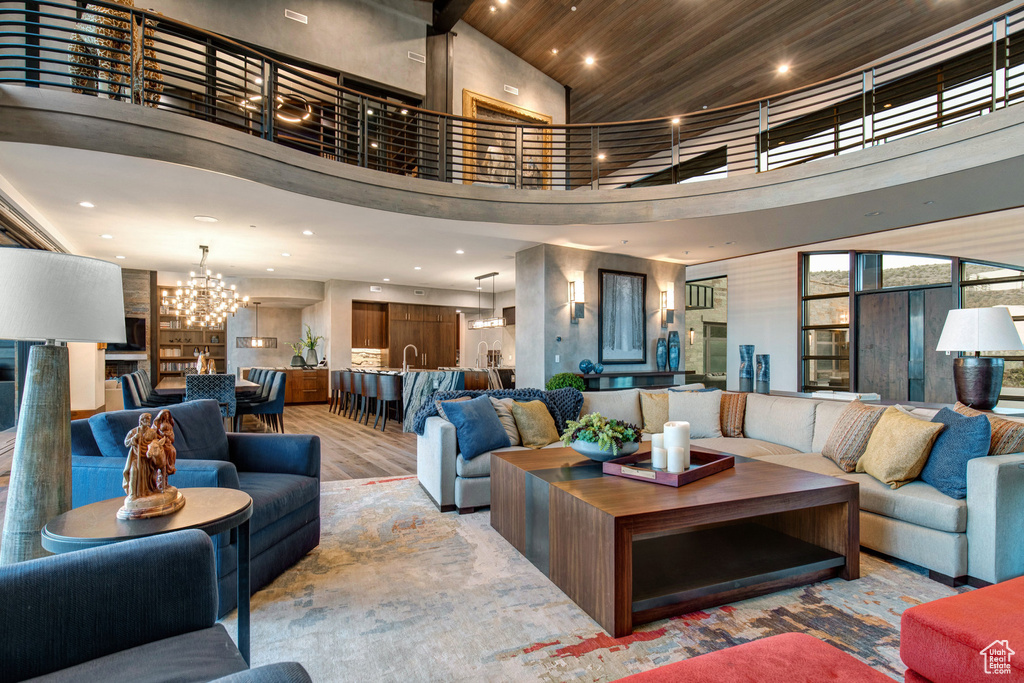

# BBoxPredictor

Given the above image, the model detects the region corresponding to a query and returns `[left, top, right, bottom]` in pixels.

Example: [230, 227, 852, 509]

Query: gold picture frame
[461, 89, 552, 189]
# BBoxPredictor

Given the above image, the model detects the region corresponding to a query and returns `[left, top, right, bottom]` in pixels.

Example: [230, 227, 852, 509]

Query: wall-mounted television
[107, 317, 146, 352]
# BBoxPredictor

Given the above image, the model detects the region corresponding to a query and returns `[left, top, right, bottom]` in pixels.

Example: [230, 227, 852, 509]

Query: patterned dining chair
[185, 373, 236, 421]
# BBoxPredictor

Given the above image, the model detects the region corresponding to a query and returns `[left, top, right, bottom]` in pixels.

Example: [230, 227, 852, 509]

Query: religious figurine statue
[196, 347, 216, 375]
[118, 410, 185, 520]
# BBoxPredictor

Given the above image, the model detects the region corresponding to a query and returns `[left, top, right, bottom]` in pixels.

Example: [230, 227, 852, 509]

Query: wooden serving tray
[602, 449, 735, 487]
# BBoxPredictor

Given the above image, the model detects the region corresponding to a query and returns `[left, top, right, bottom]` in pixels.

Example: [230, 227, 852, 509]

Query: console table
[577, 371, 687, 391]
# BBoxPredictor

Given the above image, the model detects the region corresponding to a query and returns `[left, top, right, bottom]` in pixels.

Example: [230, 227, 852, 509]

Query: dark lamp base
[953, 357, 1004, 411]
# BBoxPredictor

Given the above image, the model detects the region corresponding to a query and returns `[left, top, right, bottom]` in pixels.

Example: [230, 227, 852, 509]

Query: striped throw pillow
[720, 392, 747, 438]
[954, 402, 1024, 455]
[822, 400, 885, 472]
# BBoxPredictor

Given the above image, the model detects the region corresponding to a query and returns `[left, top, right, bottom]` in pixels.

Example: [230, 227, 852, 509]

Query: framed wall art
[461, 89, 552, 189]
[598, 269, 647, 365]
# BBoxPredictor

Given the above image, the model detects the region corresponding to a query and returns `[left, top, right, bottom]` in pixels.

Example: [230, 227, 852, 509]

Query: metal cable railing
[2, 0, 1024, 191]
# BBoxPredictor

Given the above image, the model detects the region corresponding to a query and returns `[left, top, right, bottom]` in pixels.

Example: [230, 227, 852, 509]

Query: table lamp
[936, 307, 1024, 411]
[0, 249, 125, 564]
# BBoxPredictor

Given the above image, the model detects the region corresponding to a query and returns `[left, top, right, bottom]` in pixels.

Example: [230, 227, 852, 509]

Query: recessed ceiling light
[281, 252, 290, 257]
[255, 77, 263, 85]
[670, 117, 680, 124]
[414, 266, 422, 270]
[551, 48, 559, 55]
[302, 230, 314, 236]
[370, 142, 378, 148]
[865, 211, 883, 217]
[455, 249, 465, 254]
[78, 201, 95, 208]
[597, 153, 606, 160]
[455, 309, 461, 313]
[476, 286, 483, 290]
[884, 103, 892, 108]
[924, 200, 935, 205]
[383, 278, 390, 282]
[266, 268, 275, 272]
[367, 109, 374, 116]
[193, 215, 218, 223]
[777, 63, 790, 74]
[725, 241, 736, 245]
[400, 108, 408, 115]
[115, 255, 125, 259]
[584, 56, 595, 66]
[100, 234, 113, 239]
[490, 5, 496, 11]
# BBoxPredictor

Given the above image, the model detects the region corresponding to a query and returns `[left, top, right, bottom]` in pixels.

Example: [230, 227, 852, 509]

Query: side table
[41, 487, 253, 664]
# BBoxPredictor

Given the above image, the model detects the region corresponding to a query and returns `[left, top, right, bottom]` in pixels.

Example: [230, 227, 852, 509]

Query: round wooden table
[41, 487, 253, 664]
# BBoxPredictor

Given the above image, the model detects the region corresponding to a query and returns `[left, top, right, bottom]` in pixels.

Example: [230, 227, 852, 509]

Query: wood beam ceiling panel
[462, 0, 1012, 123]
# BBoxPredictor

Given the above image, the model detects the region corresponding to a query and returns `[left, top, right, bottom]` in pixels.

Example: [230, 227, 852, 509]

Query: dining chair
[240, 372, 286, 433]
[185, 374, 236, 425]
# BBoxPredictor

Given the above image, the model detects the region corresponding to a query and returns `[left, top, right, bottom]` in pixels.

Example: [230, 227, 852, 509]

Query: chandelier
[162, 245, 248, 329]
[469, 272, 506, 330]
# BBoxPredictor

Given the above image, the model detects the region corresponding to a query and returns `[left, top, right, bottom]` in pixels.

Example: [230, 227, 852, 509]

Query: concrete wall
[515, 244, 686, 389]
[685, 206, 1024, 392]
[226, 306, 304, 372]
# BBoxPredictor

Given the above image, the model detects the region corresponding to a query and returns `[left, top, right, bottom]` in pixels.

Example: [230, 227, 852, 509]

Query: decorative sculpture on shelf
[196, 346, 216, 375]
[119, 410, 185, 520]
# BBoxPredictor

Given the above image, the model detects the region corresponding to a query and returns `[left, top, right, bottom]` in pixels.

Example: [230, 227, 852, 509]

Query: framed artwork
[598, 269, 647, 365]
[461, 89, 552, 189]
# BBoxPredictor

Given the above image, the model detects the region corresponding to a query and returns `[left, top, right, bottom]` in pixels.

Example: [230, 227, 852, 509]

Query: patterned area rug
[222, 477, 968, 682]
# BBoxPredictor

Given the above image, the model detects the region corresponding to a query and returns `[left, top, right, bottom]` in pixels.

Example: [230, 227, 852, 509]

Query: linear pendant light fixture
[469, 272, 505, 330]
[235, 301, 278, 348]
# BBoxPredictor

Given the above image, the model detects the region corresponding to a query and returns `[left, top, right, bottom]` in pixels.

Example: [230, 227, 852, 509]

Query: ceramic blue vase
[656, 338, 668, 372]
[579, 359, 594, 374]
[668, 331, 680, 372]
[756, 354, 770, 394]
[594, 363, 604, 374]
[739, 345, 755, 393]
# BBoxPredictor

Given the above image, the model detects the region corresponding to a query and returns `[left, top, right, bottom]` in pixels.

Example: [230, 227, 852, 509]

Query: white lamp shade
[936, 307, 1024, 353]
[0, 249, 126, 343]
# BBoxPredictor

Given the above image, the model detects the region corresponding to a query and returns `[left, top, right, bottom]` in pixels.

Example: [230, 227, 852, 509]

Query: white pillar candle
[667, 446, 690, 473]
[651, 446, 668, 469]
[652, 433, 664, 449]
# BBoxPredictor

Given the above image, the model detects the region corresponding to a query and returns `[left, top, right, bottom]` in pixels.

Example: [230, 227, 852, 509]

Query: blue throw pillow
[919, 407, 991, 499]
[88, 399, 230, 462]
[443, 395, 511, 460]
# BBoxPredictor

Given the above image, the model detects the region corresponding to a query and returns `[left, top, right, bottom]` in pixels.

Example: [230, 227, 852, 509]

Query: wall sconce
[569, 278, 585, 324]
[688, 327, 695, 345]
[661, 283, 675, 328]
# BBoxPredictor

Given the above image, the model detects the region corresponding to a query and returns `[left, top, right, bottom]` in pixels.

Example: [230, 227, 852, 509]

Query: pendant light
[235, 301, 278, 348]
[469, 272, 505, 329]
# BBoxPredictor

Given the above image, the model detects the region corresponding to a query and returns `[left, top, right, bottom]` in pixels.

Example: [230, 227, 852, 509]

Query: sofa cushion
[511, 400, 561, 449]
[88, 399, 229, 461]
[821, 400, 886, 472]
[955, 402, 1024, 455]
[849, 473, 967, 534]
[720, 392, 747, 438]
[919, 407, 991, 499]
[743, 394, 818, 452]
[435, 396, 471, 421]
[581, 389, 642, 427]
[638, 391, 668, 433]
[31, 624, 247, 683]
[457, 452, 492, 478]
[489, 397, 521, 447]
[857, 406, 944, 489]
[758, 452, 848, 477]
[237, 472, 319, 535]
[445, 395, 511, 459]
[692, 437, 801, 459]
[668, 389, 722, 438]
[811, 400, 852, 453]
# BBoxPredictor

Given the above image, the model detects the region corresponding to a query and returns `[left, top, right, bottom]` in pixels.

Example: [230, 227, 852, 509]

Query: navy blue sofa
[0, 529, 311, 683]
[70, 399, 320, 617]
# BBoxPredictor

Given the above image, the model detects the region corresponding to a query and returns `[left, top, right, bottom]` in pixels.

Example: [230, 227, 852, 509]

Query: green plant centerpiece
[298, 324, 323, 365]
[560, 412, 642, 462]
[288, 341, 306, 367]
[545, 372, 585, 392]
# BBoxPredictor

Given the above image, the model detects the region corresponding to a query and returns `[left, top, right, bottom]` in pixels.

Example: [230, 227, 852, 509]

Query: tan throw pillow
[667, 389, 723, 438]
[822, 400, 885, 472]
[510, 400, 560, 449]
[955, 402, 1024, 455]
[639, 391, 669, 433]
[489, 397, 521, 447]
[436, 396, 470, 422]
[720, 392, 747, 438]
[856, 406, 944, 489]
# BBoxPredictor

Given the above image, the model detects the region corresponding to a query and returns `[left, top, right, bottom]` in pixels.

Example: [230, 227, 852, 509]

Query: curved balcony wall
[3, 1, 1024, 233]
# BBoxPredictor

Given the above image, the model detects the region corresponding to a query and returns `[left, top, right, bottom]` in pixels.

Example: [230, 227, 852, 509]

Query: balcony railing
[2, 0, 1024, 190]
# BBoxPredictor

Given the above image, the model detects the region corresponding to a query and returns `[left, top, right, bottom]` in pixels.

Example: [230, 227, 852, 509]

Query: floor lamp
[0, 249, 125, 564]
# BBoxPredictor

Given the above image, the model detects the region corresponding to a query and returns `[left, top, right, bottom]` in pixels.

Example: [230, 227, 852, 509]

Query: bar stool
[339, 371, 354, 416]
[349, 372, 364, 420]
[375, 373, 402, 432]
[329, 370, 341, 413]
[361, 373, 378, 425]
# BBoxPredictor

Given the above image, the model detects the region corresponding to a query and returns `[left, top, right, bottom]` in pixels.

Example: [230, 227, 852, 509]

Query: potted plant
[560, 412, 642, 461]
[288, 341, 306, 367]
[299, 324, 323, 365]
[545, 372, 585, 392]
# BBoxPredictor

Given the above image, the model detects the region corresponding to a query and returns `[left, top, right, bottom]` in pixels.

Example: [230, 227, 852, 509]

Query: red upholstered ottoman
[617, 632, 894, 682]
[901, 576, 1024, 683]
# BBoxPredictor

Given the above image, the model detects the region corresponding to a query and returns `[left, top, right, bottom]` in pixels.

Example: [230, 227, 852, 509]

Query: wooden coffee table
[491, 445, 859, 638]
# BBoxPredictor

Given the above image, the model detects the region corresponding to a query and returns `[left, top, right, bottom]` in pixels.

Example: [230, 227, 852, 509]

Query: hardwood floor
[0, 403, 417, 533]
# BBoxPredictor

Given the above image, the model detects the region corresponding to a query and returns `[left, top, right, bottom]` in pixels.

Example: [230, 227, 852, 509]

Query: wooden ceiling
[460, 0, 1012, 123]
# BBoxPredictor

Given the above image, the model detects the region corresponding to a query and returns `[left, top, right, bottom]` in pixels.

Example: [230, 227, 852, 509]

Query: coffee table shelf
[632, 522, 846, 612]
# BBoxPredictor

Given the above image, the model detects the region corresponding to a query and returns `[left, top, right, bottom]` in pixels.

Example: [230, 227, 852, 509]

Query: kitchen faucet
[491, 339, 503, 367]
[402, 344, 419, 373]
[476, 341, 489, 368]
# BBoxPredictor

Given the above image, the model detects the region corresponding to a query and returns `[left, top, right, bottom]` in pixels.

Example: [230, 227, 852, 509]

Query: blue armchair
[0, 529, 310, 682]
[71, 399, 320, 617]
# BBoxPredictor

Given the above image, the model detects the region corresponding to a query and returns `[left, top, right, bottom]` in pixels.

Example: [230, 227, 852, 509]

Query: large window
[800, 253, 851, 392]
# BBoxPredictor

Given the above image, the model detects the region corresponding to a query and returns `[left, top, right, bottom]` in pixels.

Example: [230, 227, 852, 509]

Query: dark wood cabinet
[352, 302, 387, 348]
[386, 304, 458, 369]
[284, 368, 328, 404]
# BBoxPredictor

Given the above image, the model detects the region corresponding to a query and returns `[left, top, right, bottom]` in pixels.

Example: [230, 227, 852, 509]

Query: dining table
[153, 377, 261, 396]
